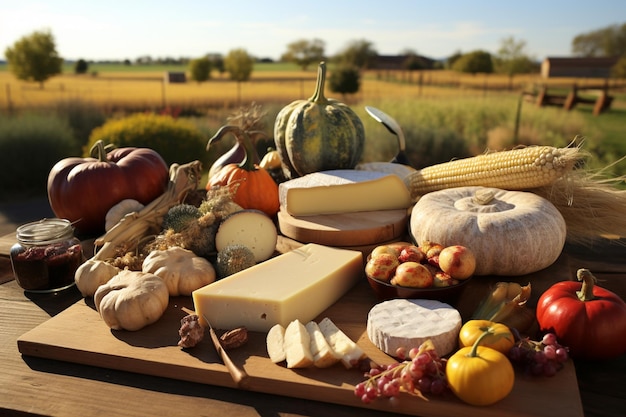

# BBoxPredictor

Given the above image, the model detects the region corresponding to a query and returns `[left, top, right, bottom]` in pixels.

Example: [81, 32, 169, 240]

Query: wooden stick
[202, 314, 250, 390]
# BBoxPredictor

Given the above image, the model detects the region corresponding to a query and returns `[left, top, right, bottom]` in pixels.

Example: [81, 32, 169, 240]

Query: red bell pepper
[536, 268, 626, 360]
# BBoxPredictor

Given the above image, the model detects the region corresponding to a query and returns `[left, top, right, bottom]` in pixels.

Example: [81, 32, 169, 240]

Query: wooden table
[1, 233, 625, 417]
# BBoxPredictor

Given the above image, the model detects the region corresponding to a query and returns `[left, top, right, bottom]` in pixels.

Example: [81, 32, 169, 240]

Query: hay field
[3, 64, 621, 112]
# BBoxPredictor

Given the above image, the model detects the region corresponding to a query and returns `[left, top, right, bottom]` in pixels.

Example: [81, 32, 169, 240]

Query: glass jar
[10, 218, 84, 293]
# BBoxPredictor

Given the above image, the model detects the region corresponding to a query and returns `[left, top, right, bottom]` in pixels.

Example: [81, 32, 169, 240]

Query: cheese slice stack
[367, 299, 462, 357]
[266, 318, 363, 369]
[192, 244, 363, 332]
[278, 170, 412, 216]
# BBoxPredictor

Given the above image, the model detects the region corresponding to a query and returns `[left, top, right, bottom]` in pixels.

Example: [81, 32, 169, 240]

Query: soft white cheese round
[367, 299, 462, 357]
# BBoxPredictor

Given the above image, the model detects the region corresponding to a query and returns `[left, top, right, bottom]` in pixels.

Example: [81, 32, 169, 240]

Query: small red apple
[438, 245, 476, 280]
[398, 245, 425, 263]
[432, 270, 460, 287]
[368, 244, 405, 262]
[421, 241, 444, 259]
[391, 262, 434, 288]
[365, 253, 400, 282]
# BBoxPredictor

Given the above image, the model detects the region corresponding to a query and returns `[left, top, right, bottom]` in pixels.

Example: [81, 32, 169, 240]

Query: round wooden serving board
[277, 208, 409, 247]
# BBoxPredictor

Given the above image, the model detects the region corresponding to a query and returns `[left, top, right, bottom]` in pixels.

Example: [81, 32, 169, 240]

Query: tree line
[4, 23, 626, 93]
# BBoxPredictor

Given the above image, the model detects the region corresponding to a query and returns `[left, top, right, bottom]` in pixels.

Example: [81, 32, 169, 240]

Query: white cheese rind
[278, 170, 412, 216]
[192, 244, 363, 332]
[355, 162, 416, 179]
[367, 299, 462, 357]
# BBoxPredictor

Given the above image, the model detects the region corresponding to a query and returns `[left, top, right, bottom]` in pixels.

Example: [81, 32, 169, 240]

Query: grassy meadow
[1, 62, 625, 199]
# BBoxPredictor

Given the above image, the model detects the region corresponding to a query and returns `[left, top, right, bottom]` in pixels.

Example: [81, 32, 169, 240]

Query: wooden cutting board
[17, 277, 584, 417]
[277, 209, 409, 247]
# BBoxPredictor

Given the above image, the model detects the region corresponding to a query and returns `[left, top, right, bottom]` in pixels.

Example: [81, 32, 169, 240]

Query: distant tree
[613, 55, 626, 78]
[74, 59, 88, 74]
[224, 48, 254, 82]
[135, 55, 153, 65]
[224, 48, 255, 103]
[335, 39, 378, 70]
[281, 38, 325, 70]
[452, 50, 494, 74]
[207, 53, 225, 74]
[189, 57, 212, 83]
[4, 29, 63, 88]
[123, 59, 132, 66]
[402, 49, 425, 71]
[446, 50, 463, 69]
[328, 65, 360, 97]
[572, 23, 626, 57]
[494, 37, 536, 75]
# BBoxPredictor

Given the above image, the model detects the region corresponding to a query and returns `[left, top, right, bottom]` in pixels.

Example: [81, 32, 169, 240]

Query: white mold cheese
[278, 170, 411, 216]
[367, 299, 462, 357]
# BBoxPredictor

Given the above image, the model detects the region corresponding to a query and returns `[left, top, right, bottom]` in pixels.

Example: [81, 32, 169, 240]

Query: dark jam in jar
[10, 219, 84, 292]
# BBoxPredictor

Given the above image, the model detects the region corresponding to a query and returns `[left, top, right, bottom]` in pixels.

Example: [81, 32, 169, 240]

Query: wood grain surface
[277, 209, 408, 246]
[3, 234, 626, 417]
[16, 261, 584, 417]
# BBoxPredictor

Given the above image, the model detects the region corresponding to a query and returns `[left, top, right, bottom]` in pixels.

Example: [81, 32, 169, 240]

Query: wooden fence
[523, 82, 615, 116]
[1, 69, 624, 113]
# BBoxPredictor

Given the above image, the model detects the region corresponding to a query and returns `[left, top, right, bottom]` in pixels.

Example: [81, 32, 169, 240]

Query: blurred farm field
[1, 62, 625, 200]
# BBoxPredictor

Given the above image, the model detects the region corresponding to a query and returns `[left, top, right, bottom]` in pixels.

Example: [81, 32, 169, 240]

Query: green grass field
[1, 62, 625, 185]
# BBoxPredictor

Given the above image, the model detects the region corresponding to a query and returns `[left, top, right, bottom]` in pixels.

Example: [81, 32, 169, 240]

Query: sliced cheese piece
[192, 244, 363, 332]
[284, 319, 314, 368]
[367, 299, 462, 357]
[318, 317, 366, 369]
[305, 321, 341, 368]
[215, 209, 278, 262]
[266, 324, 286, 363]
[278, 170, 411, 216]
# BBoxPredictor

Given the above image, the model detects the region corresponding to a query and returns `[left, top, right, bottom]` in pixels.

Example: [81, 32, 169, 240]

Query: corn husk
[533, 157, 626, 244]
[471, 282, 535, 333]
[92, 160, 203, 261]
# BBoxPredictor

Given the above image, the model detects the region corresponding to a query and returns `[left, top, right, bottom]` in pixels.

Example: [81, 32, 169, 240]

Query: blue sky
[1, 0, 624, 62]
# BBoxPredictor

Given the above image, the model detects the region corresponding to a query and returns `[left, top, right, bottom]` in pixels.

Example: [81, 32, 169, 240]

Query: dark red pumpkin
[207, 126, 279, 218]
[47, 141, 169, 236]
[536, 268, 626, 360]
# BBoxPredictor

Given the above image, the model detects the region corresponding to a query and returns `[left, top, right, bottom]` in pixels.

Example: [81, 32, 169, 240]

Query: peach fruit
[365, 253, 399, 282]
[438, 245, 476, 280]
[390, 262, 434, 288]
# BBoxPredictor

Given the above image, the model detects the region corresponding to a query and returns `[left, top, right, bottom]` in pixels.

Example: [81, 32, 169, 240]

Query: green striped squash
[273, 62, 365, 179]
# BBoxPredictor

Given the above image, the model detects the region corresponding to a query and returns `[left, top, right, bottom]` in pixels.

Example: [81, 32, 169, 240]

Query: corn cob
[404, 146, 581, 200]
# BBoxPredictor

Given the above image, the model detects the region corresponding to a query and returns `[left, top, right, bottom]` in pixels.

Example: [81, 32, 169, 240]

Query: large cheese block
[278, 170, 412, 216]
[192, 244, 363, 332]
[367, 299, 462, 357]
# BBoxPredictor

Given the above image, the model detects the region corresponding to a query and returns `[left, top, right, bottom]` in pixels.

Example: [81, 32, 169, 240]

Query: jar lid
[16, 218, 75, 245]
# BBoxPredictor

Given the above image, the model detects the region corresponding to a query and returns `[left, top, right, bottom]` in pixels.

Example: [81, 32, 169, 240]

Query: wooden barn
[541, 57, 619, 78]
[373, 54, 437, 70]
[165, 71, 187, 83]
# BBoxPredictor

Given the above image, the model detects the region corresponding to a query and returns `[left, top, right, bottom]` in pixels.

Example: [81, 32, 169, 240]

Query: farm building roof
[373, 54, 437, 70]
[541, 56, 620, 78]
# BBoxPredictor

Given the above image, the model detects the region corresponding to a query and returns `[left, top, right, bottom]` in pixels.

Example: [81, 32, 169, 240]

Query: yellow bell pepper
[446, 329, 515, 406]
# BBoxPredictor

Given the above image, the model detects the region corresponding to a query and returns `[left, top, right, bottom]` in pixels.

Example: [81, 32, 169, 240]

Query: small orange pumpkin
[207, 126, 279, 217]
